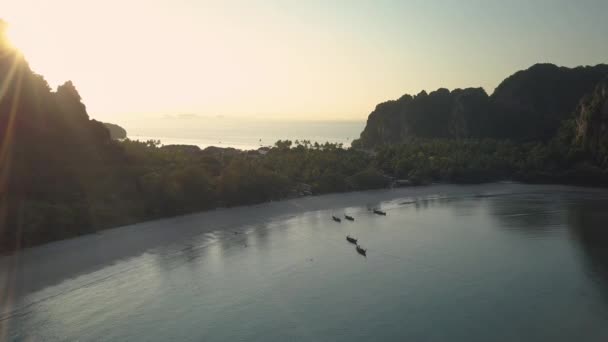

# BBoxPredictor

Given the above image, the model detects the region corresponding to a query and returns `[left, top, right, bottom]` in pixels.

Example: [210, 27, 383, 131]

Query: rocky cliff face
[574, 79, 608, 165]
[353, 63, 608, 148]
[491, 63, 608, 140]
[353, 87, 490, 147]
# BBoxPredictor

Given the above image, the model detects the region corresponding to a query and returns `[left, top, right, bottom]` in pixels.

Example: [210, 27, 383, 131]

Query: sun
[3, 23, 25, 52]
[0, 20, 14, 47]
[5, 35, 18, 52]
[1, 18, 64, 85]
[0, 21, 26, 59]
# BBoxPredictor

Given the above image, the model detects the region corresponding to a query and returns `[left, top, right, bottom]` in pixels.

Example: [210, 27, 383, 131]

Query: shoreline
[3, 179, 604, 256]
[2, 181, 605, 304]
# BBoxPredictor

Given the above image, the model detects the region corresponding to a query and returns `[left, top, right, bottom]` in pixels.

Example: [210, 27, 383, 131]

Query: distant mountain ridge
[353, 63, 608, 147]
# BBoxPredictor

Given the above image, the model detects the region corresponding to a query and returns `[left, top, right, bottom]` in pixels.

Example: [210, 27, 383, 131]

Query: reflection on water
[4, 184, 608, 341]
[568, 201, 608, 304]
[489, 196, 566, 235]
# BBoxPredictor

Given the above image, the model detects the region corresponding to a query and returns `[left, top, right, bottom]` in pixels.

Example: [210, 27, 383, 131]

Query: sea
[122, 117, 365, 150]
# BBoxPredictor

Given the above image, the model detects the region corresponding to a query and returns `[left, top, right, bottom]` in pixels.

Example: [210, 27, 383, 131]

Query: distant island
[1, 21, 608, 253]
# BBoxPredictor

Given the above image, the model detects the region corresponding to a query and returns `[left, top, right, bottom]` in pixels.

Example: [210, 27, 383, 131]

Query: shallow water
[3, 183, 608, 341]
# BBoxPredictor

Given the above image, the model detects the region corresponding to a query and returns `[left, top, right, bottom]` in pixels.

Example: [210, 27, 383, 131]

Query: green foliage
[374, 135, 608, 186]
[347, 168, 390, 190]
[216, 158, 290, 205]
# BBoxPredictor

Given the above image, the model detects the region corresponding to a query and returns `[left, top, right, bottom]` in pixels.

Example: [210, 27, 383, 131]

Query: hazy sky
[3, 0, 608, 122]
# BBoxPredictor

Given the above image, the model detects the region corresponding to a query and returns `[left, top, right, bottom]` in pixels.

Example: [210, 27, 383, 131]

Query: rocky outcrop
[574, 79, 608, 165]
[103, 122, 127, 139]
[353, 63, 608, 148]
[491, 63, 608, 140]
[353, 88, 490, 147]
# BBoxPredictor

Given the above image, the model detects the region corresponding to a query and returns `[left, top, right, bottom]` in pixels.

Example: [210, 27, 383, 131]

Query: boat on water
[332, 216, 341, 222]
[373, 209, 386, 216]
[356, 245, 367, 256]
[346, 235, 357, 244]
[344, 215, 355, 221]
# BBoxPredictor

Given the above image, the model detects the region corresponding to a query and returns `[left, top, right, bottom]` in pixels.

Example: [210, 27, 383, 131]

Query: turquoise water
[3, 184, 608, 341]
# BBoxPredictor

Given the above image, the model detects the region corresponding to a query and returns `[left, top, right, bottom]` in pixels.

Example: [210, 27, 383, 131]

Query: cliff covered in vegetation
[353, 64, 608, 147]
[574, 78, 608, 166]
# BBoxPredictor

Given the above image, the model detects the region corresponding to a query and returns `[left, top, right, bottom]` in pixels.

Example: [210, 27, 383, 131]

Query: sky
[2, 0, 608, 123]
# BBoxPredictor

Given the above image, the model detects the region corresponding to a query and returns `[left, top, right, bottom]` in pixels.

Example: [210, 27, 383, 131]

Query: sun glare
[5, 24, 30, 55]
[1, 18, 66, 87]
[4, 26, 17, 49]
[2, 22, 27, 61]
